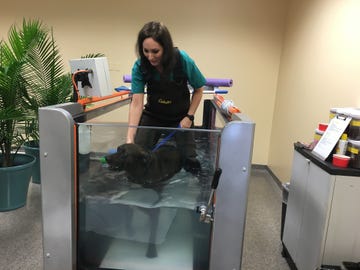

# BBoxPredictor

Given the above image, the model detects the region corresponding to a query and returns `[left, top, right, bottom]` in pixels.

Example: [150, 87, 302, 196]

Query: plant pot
[0, 154, 36, 211]
[23, 141, 40, 184]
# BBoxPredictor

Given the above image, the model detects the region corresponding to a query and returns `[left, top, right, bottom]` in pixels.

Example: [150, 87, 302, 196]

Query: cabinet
[283, 146, 360, 270]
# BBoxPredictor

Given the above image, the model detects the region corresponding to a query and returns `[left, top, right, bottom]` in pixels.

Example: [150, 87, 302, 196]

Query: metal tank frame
[39, 99, 255, 270]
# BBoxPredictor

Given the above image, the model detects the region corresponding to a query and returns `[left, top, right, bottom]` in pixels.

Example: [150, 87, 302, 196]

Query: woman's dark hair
[136, 21, 175, 76]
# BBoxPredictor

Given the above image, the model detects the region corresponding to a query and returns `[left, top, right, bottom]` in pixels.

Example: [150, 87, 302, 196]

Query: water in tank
[76, 123, 221, 270]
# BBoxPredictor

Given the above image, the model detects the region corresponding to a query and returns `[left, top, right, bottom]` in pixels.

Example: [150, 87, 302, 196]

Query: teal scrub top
[131, 50, 206, 94]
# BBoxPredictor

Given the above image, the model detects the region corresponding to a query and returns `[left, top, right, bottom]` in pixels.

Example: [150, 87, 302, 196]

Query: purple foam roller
[205, 78, 233, 87]
[123, 74, 233, 87]
[123, 74, 132, 83]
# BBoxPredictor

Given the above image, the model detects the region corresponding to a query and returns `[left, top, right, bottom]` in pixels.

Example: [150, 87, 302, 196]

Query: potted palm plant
[0, 19, 44, 211]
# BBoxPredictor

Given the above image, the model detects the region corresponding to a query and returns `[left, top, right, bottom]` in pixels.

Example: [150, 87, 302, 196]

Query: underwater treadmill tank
[39, 99, 255, 270]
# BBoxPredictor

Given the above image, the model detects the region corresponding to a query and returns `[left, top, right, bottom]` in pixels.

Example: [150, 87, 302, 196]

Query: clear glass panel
[77, 123, 221, 270]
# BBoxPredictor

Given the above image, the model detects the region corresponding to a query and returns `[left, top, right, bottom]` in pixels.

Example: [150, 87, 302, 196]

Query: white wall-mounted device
[69, 57, 113, 97]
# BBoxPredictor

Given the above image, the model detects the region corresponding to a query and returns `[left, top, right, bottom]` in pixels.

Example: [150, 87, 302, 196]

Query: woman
[126, 21, 206, 173]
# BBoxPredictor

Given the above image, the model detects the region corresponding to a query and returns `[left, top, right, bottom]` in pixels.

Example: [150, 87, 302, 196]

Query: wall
[1, 0, 288, 166]
[269, 0, 360, 182]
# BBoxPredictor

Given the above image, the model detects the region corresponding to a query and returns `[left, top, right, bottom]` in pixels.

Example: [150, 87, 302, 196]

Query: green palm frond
[24, 24, 72, 112]
[81, 53, 105, 58]
[19, 20, 72, 143]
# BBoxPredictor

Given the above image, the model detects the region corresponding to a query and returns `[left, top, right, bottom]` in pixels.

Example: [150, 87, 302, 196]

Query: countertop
[294, 142, 360, 177]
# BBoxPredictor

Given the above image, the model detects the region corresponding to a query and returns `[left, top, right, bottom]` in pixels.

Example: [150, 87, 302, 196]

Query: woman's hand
[180, 116, 193, 128]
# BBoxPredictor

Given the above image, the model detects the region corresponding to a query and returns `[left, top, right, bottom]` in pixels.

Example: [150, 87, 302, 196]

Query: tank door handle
[198, 168, 222, 223]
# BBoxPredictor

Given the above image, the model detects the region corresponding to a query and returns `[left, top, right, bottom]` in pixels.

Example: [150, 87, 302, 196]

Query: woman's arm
[180, 87, 203, 128]
[126, 93, 144, 143]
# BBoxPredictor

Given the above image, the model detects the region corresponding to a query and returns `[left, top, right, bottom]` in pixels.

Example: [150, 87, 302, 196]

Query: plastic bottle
[78, 125, 91, 155]
[336, 133, 348, 155]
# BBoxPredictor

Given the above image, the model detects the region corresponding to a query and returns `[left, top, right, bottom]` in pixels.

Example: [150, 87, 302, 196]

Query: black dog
[105, 143, 183, 186]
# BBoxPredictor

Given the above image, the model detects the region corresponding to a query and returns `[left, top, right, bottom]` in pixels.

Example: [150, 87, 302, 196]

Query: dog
[105, 143, 185, 186]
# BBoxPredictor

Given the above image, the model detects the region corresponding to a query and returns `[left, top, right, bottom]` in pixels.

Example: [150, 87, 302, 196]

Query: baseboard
[251, 164, 284, 190]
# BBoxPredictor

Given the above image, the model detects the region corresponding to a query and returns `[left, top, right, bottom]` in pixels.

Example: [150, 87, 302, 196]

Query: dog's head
[105, 143, 151, 178]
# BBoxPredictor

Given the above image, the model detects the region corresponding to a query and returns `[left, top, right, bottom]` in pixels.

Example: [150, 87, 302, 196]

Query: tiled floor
[0, 168, 289, 270]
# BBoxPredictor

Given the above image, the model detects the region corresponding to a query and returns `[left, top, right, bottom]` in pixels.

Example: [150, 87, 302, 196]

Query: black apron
[144, 77, 190, 122]
[142, 48, 189, 122]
